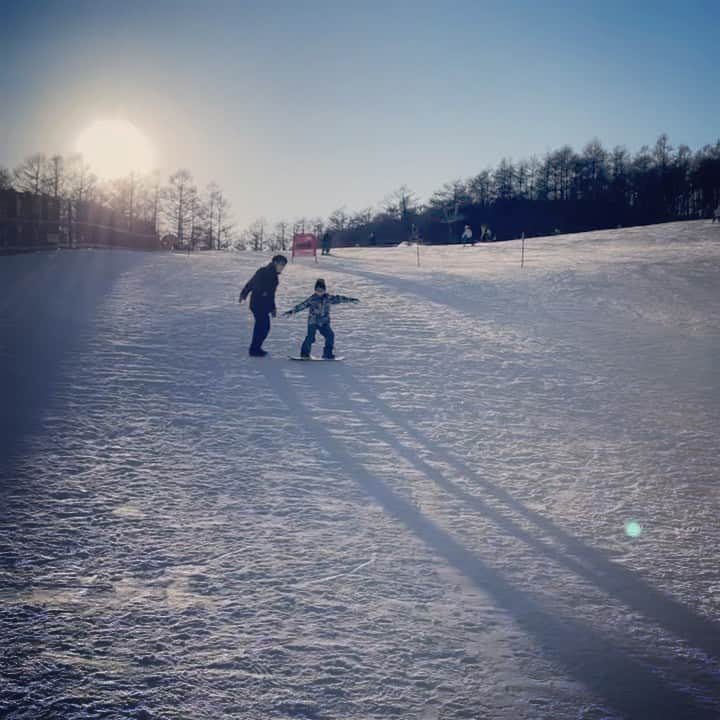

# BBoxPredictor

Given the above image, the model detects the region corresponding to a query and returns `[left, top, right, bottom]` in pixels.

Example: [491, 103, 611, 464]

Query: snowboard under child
[283, 278, 359, 359]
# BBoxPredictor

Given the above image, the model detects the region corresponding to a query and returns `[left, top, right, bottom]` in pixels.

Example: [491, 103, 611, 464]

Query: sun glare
[75, 119, 155, 178]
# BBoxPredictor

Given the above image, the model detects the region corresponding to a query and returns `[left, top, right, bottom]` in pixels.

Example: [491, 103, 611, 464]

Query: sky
[1, 0, 717, 230]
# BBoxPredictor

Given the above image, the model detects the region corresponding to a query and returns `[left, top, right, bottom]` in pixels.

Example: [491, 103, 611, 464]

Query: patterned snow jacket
[283, 293, 358, 326]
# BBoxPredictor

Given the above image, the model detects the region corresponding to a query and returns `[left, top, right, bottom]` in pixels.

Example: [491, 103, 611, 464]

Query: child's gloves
[282, 310, 293, 317]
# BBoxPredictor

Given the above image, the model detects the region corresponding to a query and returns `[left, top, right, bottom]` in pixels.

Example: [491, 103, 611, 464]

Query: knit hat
[314, 278, 326, 290]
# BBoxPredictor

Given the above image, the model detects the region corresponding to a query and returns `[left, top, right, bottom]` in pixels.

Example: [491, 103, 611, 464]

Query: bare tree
[14, 153, 48, 194]
[215, 191, 231, 249]
[429, 179, 469, 209]
[47, 155, 66, 200]
[219, 217, 236, 250]
[187, 185, 206, 249]
[134, 171, 161, 230]
[382, 186, 418, 224]
[350, 207, 374, 229]
[106, 172, 142, 229]
[205, 182, 220, 249]
[245, 218, 266, 251]
[67, 154, 97, 206]
[0, 166, 12, 190]
[310, 216, 324, 238]
[327, 207, 350, 233]
[270, 220, 289, 251]
[162, 170, 195, 247]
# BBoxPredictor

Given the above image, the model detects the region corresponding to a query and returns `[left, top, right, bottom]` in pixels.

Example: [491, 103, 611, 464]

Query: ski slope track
[1, 220, 719, 719]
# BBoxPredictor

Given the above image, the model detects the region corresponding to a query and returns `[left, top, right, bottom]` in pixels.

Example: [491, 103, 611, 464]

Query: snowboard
[289, 356, 344, 361]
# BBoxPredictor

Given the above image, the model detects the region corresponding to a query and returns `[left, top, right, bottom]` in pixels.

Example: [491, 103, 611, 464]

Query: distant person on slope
[238, 254, 288, 357]
[713, 205, 720, 223]
[282, 278, 359, 359]
[461, 224, 474, 247]
[321, 231, 332, 255]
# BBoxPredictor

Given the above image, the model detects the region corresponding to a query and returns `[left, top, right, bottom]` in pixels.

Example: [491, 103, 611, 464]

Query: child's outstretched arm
[328, 294, 360, 305]
[282, 296, 314, 317]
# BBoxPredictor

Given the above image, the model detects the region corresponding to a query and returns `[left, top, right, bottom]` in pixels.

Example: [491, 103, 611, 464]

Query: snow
[1, 220, 720, 719]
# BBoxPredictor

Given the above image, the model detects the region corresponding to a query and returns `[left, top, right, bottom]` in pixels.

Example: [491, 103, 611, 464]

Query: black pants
[250, 310, 271, 353]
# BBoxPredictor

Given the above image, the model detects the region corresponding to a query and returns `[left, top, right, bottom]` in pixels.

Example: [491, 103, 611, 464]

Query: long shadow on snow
[256, 361, 718, 720]
[0, 250, 148, 484]
[324, 365, 720, 665]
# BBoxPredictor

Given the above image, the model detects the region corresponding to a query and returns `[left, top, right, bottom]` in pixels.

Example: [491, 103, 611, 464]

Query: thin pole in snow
[521, 232, 525, 268]
[417, 241, 420, 267]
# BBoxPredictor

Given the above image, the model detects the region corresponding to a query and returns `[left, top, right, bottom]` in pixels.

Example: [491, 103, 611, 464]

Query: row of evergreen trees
[325, 135, 720, 246]
[243, 134, 720, 250]
[0, 154, 234, 250]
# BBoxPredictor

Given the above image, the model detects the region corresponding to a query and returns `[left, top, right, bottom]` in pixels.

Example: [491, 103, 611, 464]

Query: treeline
[242, 134, 720, 250]
[6, 133, 719, 254]
[0, 154, 235, 250]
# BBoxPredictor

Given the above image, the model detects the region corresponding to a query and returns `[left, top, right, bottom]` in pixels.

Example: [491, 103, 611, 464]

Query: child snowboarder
[282, 278, 359, 359]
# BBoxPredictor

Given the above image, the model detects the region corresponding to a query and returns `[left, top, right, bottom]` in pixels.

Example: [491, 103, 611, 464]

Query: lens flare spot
[624, 520, 642, 538]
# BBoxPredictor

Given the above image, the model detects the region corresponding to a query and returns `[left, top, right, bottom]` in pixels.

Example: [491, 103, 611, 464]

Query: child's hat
[315, 278, 326, 290]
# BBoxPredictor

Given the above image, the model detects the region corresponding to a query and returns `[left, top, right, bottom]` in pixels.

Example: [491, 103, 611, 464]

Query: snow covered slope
[1, 220, 719, 719]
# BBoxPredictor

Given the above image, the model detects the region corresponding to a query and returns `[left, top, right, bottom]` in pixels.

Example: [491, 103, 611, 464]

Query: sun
[75, 118, 155, 178]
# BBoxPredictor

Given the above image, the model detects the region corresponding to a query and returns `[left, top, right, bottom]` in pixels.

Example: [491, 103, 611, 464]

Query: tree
[491, 161, 515, 201]
[272, 220, 290, 251]
[691, 141, 720, 214]
[106, 172, 142, 229]
[205, 182, 220, 249]
[162, 169, 195, 247]
[468, 170, 492, 206]
[133, 171, 161, 231]
[14, 153, 48, 194]
[47, 155, 66, 200]
[0, 166, 12, 190]
[245, 218, 266, 251]
[214, 191, 232, 249]
[429, 179, 470, 210]
[673, 144, 693, 217]
[382, 186, 418, 225]
[350, 207, 374, 229]
[579, 139, 609, 199]
[67, 154, 97, 206]
[187, 184, 206, 250]
[327, 207, 350, 233]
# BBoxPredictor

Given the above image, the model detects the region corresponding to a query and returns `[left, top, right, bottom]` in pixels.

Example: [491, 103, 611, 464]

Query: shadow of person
[324, 366, 720, 665]
[253, 360, 720, 719]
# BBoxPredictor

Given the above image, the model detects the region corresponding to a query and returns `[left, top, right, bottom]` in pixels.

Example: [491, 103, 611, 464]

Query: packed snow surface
[1, 221, 720, 719]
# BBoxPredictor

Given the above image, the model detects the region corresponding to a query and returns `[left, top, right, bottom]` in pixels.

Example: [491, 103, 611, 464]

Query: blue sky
[1, 0, 717, 228]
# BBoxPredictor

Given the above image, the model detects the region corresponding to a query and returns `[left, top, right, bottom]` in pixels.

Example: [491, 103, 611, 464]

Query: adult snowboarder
[238, 254, 288, 356]
[283, 278, 358, 359]
[321, 231, 332, 255]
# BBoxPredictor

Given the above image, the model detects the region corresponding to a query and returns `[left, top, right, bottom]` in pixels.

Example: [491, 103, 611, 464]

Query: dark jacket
[240, 263, 281, 314]
[284, 293, 358, 326]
